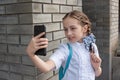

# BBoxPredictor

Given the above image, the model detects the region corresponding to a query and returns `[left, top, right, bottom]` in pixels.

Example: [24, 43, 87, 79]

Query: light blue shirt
[50, 42, 99, 80]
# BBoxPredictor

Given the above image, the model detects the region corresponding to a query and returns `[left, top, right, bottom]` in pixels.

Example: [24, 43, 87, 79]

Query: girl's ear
[83, 25, 88, 33]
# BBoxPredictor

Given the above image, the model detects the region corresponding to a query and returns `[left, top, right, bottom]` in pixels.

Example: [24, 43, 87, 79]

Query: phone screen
[34, 25, 46, 56]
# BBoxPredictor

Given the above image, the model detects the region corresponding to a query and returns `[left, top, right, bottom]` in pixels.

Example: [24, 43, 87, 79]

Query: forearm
[27, 52, 55, 73]
[95, 67, 102, 77]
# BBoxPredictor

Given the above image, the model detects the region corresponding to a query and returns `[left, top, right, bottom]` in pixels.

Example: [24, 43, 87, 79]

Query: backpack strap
[59, 43, 73, 80]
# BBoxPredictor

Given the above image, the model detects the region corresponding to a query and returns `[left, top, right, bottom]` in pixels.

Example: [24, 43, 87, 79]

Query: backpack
[59, 43, 73, 80]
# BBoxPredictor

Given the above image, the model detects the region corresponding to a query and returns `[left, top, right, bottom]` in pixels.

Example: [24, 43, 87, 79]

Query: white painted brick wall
[60, 5, 72, 13]
[53, 30, 65, 40]
[45, 23, 60, 32]
[33, 14, 52, 23]
[52, 0, 66, 4]
[53, 14, 65, 22]
[67, 0, 78, 5]
[43, 4, 59, 13]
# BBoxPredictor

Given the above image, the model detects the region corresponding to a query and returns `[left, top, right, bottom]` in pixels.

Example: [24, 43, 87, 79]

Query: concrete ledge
[112, 57, 120, 80]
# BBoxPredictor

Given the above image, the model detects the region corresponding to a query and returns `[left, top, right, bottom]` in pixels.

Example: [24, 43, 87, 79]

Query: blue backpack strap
[59, 43, 73, 80]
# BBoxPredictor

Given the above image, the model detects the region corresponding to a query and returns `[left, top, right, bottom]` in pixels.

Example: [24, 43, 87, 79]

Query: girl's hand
[90, 52, 102, 76]
[26, 32, 48, 56]
[90, 52, 102, 70]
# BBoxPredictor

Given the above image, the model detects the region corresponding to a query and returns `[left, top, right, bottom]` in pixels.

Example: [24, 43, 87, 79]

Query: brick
[0, 6, 5, 14]
[0, 25, 6, 34]
[5, 55, 21, 64]
[10, 64, 36, 75]
[23, 75, 35, 80]
[7, 25, 33, 34]
[60, 5, 72, 13]
[36, 71, 53, 80]
[78, 0, 82, 6]
[0, 0, 5, 4]
[0, 15, 18, 24]
[53, 14, 65, 22]
[0, 71, 9, 80]
[45, 23, 60, 32]
[43, 4, 59, 13]
[19, 14, 33, 24]
[6, 3, 32, 14]
[0, 0, 17, 4]
[7, 35, 19, 44]
[6, 15, 18, 24]
[9, 73, 22, 80]
[60, 22, 64, 29]
[73, 6, 82, 11]
[0, 62, 9, 71]
[33, 14, 52, 23]
[18, 0, 32, 2]
[61, 38, 68, 43]
[46, 32, 53, 41]
[8, 45, 26, 55]
[22, 55, 34, 65]
[0, 54, 5, 61]
[0, 16, 6, 24]
[48, 74, 58, 80]
[32, 0, 51, 3]
[0, 34, 7, 43]
[52, 0, 66, 4]
[21, 35, 32, 45]
[32, 3, 42, 13]
[53, 30, 65, 40]
[67, 0, 77, 5]
[47, 40, 60, 51]
[0, 44, 7, 53]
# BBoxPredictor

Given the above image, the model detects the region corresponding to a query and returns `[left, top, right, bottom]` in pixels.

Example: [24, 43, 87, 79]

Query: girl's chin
[68, 39, 77, 43]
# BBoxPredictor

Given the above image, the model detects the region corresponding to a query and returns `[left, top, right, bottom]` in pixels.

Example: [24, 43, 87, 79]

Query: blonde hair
[63, 10, 92, 35]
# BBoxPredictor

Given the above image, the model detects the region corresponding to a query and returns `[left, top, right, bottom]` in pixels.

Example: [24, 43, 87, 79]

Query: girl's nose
[67, 29, 72, 36]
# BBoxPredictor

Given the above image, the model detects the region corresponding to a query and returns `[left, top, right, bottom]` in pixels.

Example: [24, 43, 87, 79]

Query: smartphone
[34, 25, 46, 56]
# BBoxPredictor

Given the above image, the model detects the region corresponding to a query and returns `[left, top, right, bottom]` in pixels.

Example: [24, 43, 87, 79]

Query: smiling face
[63, 17, 88, 43]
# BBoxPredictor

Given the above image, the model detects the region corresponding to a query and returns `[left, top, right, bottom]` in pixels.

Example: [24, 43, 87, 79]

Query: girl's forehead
[63, 17, 80, 25]
[63, 17, 83, 28]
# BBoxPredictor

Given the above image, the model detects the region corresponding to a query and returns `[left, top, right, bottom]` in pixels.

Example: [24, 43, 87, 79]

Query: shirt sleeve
[92, 43, 99, 57]
[49, 43, 69, 70]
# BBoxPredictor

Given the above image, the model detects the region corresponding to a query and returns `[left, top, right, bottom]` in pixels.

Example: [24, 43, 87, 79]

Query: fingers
[32, 37, 48, 50]
[35, 32, 45, 39]
[35, 38, 48, 43]
[90, 53, 101, 63]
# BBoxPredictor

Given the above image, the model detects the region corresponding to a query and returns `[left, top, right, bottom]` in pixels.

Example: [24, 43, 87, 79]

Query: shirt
[49, 42, 99, 80]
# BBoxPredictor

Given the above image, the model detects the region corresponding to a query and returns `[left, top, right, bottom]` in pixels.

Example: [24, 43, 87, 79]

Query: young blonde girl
[26, 10, 102, 80]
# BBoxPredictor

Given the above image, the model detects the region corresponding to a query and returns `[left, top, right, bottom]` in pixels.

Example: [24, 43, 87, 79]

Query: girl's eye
[71, 27, 76, 30]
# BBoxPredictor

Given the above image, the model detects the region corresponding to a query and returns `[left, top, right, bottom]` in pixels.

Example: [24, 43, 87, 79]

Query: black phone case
[34, 25, 46, 56]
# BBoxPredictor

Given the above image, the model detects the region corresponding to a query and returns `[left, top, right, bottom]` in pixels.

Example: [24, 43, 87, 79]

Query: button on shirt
[49, 42, 99, 80]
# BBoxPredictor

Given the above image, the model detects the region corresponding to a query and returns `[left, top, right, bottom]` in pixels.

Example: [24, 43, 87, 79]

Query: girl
[26, 10, 102, 80]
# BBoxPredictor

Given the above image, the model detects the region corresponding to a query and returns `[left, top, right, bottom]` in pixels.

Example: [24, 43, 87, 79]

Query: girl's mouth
[68, 37, 75, 41]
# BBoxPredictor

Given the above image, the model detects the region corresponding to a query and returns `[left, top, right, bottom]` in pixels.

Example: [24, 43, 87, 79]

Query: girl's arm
[26, 32, 55, 73]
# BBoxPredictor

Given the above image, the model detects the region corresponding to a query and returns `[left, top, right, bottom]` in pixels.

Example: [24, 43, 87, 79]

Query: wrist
[95, 67, 102, 77]
[95, 67, 101, 72]
[26, 47, 35, 57]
